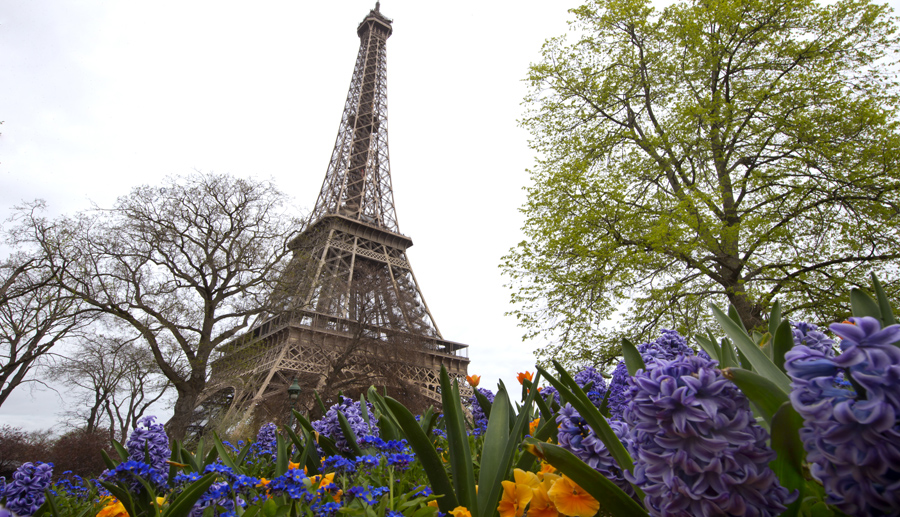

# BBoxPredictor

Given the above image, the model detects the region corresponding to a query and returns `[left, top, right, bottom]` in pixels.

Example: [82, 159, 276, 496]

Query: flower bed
[1, 279, 899, 517]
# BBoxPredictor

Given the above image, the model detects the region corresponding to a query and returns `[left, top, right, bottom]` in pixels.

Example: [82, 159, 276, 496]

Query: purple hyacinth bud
[2, 462, 53, 516]
[623, 354, 794, 516]
[787, 317, 900, 515]
[126, 415, 170, 475]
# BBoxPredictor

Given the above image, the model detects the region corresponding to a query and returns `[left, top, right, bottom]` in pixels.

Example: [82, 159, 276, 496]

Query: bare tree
[20, 173, 301, 440]
[50, 330, 171, 442]
[0, 251, 92, 407]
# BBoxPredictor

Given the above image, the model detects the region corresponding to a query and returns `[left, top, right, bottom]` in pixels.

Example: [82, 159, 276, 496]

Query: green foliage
[503, 0, 900, 367]
[381, 367, 543, 517]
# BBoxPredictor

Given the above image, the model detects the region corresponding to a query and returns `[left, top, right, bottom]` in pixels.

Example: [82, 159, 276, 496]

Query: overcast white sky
[0, 1, 580, 431]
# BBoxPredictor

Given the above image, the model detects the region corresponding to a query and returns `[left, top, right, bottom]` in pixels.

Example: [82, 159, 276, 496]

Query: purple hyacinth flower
[252, 423, 278, 456]
[623, 354, 794, 516]
[786, 317, 900, 515]
[2, 462, 53, 517]
[126, 415, 170, 476]
[791, 321, 837, 358]
[469, 387, 495, 431]
[311, 397, 378, 454]
[607, 329, 702, 420]
[556, 403, 634, 496]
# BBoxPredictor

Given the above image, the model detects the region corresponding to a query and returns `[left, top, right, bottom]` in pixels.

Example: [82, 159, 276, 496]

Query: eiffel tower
[205, 3, 470, 424]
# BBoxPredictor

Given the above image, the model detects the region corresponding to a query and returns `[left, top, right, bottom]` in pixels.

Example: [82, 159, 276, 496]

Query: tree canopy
[503, 0, 900, 366]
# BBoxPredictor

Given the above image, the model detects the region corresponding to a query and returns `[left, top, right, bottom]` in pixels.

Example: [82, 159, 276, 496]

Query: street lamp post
[287, 378, 302, 429]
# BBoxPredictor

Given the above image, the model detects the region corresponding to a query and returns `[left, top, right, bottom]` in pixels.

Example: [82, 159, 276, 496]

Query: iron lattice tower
[206, 4, 470, 424]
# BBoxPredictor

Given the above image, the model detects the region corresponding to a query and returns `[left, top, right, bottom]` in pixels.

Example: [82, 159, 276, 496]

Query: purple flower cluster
[346, 485, 389, 505]
[261, 468, 310, 500]
[607, 329, 700, 420]
[791, 321, 837, 358]
[556, 403, 633, 495]
[623, 354, 794, 516]
[101, 460, 168, 491]
[468, 387, 495, 433]
[572, 366, 608, 407]
[126, 415, 170, 475]
[251, 423, 278, 456]
[311, 397, 379, 454]
[189, 481, 243, 517]
[0, 462, 53, 516]
[786, 317, 900, 515]
[541, 366, 609, 411]
[54, 472, 90, 500]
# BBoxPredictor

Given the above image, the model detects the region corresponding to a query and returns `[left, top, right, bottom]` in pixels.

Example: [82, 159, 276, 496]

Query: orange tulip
[517, 371, 534, 384]
[547, 475, 599, 517]
[466, 374, 482, 387]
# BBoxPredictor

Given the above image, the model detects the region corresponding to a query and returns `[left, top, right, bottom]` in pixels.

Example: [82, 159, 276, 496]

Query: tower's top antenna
[375, 2, 380, 12]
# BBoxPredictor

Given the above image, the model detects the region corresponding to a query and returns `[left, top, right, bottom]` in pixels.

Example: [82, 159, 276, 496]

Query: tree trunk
[166, 387, 201, 443]
[727, 287, 764, 332]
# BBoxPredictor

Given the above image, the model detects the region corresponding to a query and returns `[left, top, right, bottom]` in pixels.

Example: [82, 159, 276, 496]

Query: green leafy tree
[503, 0, 900, 366]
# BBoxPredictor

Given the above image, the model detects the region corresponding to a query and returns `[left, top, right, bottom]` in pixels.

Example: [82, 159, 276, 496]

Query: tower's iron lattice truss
[205, 4, 470, 423]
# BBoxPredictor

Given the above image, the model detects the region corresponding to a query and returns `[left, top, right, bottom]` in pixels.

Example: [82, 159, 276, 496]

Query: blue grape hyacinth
[786, 316, 900, 515]
[1, 462, 53, 517]
[126, 415, 170, 475]
[623, 353, 794, 516]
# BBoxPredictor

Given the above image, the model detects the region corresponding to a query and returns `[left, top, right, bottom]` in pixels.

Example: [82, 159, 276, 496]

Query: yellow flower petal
[449, 506, 473, 517]
[529, 418, 541, 436]
[498, 479, 535, 517]
[513, 468, 540, 489]
[96, 498, 128, 517]
[547, 475, 600, 517]
[527, 479, 559, 517]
